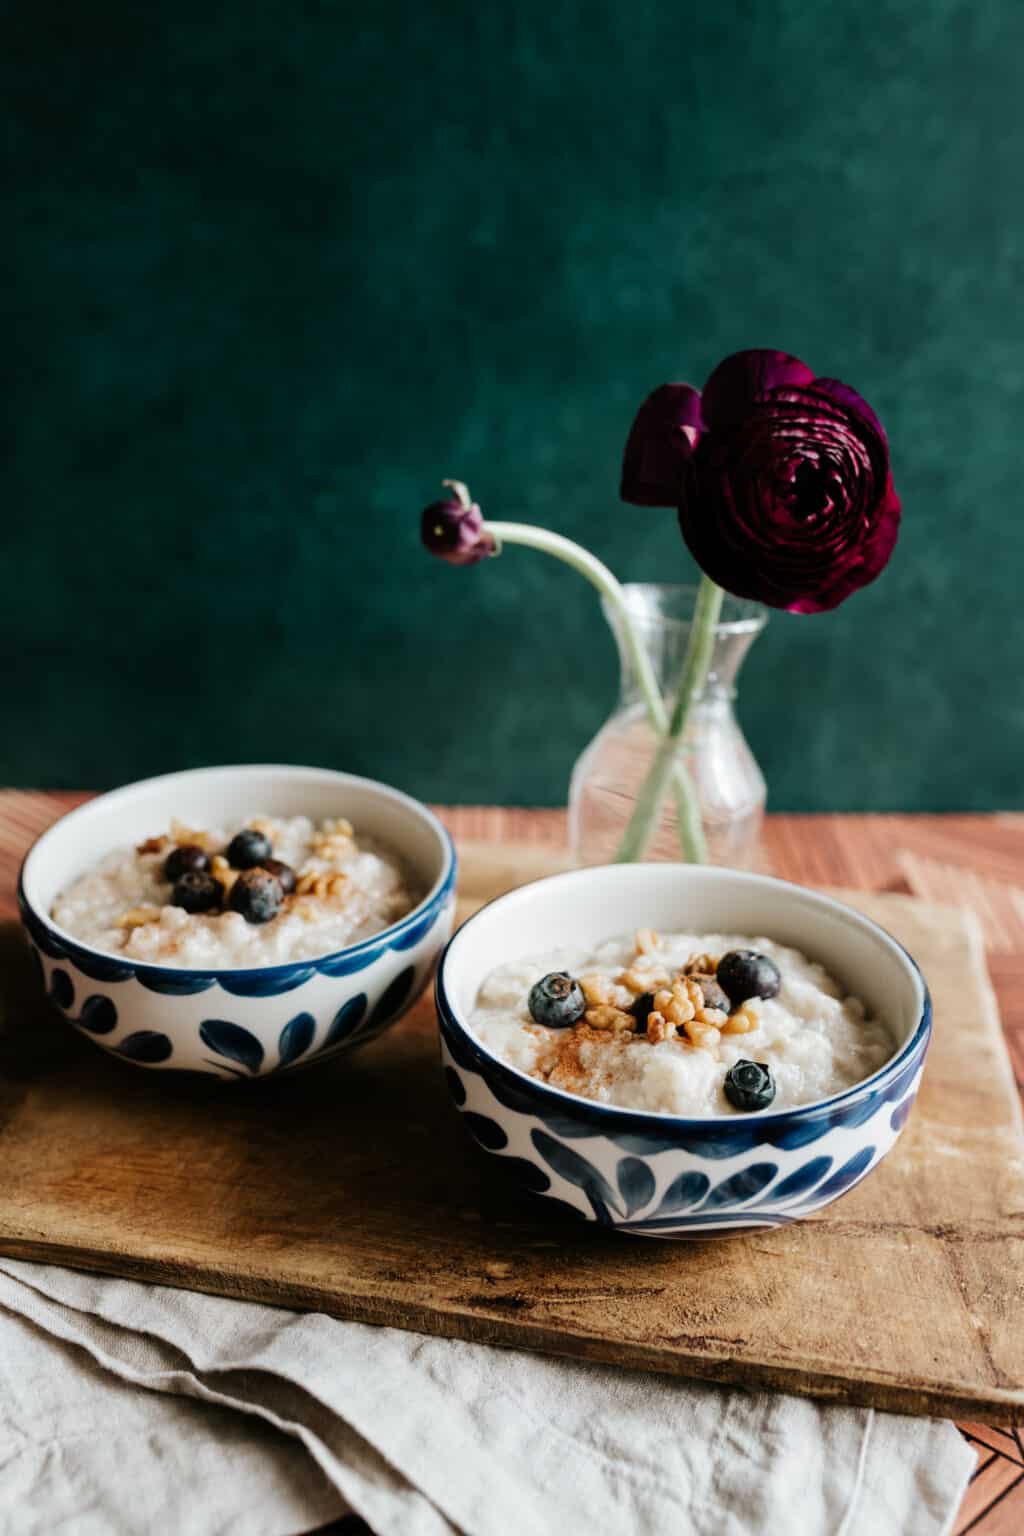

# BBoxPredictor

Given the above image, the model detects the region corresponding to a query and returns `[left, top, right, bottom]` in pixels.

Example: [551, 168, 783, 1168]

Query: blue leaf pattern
[701, 1163, 778, 1210]
[137, 972, 216, 996]
[114, 1031, 173, 1064]
[219, 968, 315, 997]
[77, 995, 118, 1035]
[767, 1156, 833, 1203]
[370, 966, 416, 1028]
[318, 945, 385, 978]
[890, 1097, 915, 1133]
[804, 1146, 875, 1204]
[444, 1066, 466, 1106]
[325, 993, 367, 1047]
[48, 968, 74, 1010]
[496, 1157, 552, 1194]
[391, 908, 436, 951]
[656, 1171, 711, 1214]
[199, 1019, 265, 1074]
[616, 1156, 656, 1216]
[530, 1130, 620, 1224]
[463, 1112, 508, 1150]
[277, 1012, 316, 1068]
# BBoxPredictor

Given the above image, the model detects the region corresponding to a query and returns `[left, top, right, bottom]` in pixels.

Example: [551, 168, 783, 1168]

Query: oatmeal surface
[470, 930, 894, 1116]
[52, 815, 420, 966]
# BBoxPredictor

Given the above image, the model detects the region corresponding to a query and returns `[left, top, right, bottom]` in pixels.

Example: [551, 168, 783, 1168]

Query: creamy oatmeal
[470, 929, 893, 1116]
[52, 815, 420, 967]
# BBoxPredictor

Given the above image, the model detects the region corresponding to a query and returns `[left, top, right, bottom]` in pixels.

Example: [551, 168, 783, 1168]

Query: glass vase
[568, 584, 768, 868]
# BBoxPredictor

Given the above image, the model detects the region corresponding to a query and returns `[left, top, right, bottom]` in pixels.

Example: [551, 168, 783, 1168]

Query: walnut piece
[210, 854, 239, 901]
[135, 835, 169, 856]
[617, 965, 671, 995]
[583, 1004, 635, 1032]
[721, 1000, 759, 1035]
[296, 870, 348, 900]
[683, 952, 720, 977]
[115, 905, 161, 930]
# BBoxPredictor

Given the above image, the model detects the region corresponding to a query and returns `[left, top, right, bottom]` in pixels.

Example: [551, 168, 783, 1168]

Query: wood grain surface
[2, 798, 1023, 1531]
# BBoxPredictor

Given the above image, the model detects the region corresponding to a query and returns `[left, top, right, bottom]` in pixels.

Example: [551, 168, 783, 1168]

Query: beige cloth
[0, 1259, 974, 1536]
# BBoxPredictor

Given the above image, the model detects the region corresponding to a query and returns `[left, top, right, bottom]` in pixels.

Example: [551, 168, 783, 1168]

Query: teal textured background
[4, 1, 1021, 808]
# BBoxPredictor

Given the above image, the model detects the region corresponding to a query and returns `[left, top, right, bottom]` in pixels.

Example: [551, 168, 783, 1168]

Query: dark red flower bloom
[621, 349, 901, 613]
[420, 487, 495, 566]
[619, 383, 703, 506]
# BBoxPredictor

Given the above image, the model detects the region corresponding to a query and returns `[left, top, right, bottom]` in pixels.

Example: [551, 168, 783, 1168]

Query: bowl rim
[436, 862, 932, 1132]
[19, 763, 457, 981]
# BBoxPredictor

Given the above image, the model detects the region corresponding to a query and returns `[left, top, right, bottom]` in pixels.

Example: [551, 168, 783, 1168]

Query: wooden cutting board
[1, 840, 1022, 1425]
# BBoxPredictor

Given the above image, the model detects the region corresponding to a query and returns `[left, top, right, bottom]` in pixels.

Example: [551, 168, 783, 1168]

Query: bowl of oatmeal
[436, 862, 930, 1237]
[19, 765, 456, 1078]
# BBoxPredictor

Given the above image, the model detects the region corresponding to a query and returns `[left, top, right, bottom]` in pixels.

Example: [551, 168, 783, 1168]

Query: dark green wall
[4, 1, 1021, 809]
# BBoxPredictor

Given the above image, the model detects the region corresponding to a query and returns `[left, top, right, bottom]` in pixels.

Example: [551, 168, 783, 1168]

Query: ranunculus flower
[420, 480, 495, 566]
[621, 349, 901, 613]
[619, 383, 703, 506]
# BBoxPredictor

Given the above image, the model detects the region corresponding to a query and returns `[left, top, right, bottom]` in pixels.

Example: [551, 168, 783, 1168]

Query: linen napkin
[0, 1258, 974, 1536]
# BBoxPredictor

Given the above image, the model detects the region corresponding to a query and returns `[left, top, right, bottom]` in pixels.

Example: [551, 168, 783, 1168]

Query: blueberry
[225, 829, 273, 869]
[717, 950, 781, 1007]
[690, 973, 732, 1014]
[163, 844, 210, 883]
[172, 871, 223, 914]
[724, 1059, 776, 1112]
[527, 972, 586, 1029]
[629, 991, 657, 1033]
[260, 857, 297, 894]
[229, 868, 284, 924]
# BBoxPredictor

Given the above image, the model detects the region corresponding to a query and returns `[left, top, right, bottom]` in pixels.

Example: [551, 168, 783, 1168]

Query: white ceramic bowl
[437, 863, 931, 1237]
[19, 765, 456, 1078]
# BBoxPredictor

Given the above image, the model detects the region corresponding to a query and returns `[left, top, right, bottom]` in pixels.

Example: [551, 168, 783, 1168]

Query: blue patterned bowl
[19, 765, 456, 1079]
[437, 863, 931, 1238]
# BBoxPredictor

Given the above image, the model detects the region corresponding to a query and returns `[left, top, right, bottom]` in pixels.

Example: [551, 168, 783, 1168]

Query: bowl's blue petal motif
[462, 1112, 509, 1151]
[277, 1011, 316, 1069]
[610, 1131, 687, 1156]
[616, 1156, 656, 1216]
[325, 993, 368, 1048]
[530, 1129, 619, 1224]
[880, 1058, 920, 1104]
[803, 1145, 875, 1204]
[49, 967, 74, 1011]
[444, 1066, 467, 1106]
[686, 1130, 766, 1160]
[772, 1120, 834, 1151]
[69, 950, 137, 984]
[768, 1156, 833, 1203]
[391, 908, 438, 952]
[701, 1163, 778, 1210]
[494, 1157, 552, 1195]
[199, 1019, 265, 1075]
[219, 968, 315, 997]
[77, 995, 118, 1035]
[890, 1096, 915, 1133]
[545, 1116, 615, 1141]
[114, 1031, 173, 1064]
[136, 971, 217, 996]
[656, 1171, 711, 1214]
[317, 945, 385, 978]
[832, 1095, 883, 1130]
[370, 966, 416, 1028]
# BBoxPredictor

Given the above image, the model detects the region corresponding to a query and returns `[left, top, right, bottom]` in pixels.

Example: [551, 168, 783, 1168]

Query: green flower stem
[612, 574, 725, 864]
[483, 521, 705, 861]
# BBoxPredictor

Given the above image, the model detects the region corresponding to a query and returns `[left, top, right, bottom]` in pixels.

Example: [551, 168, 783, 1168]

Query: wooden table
[2, 796, 1022, 1535]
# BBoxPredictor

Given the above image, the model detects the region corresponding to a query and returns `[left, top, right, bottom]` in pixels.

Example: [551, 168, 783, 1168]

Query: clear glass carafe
[569, 584, 768, 867]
